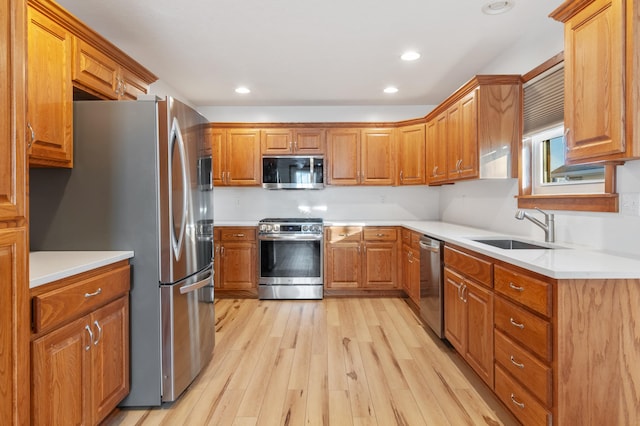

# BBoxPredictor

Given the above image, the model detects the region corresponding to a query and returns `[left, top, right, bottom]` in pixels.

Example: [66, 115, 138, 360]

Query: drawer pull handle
[509, 317, 525, 329]
[509, 282, 524, 292]
[233, 233, 245, 237]
[376, 233, 386, 237]
[510, 393, 525, 409]
[85, 325, 93, 351]
[339, 234, 348, 237]
[84, 288, 102, 298]
[510, 355, 525, 369]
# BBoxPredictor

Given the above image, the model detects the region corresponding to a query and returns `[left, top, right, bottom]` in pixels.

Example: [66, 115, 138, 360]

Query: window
[517, 53, 618, 212]
[528, 124, 605, 195]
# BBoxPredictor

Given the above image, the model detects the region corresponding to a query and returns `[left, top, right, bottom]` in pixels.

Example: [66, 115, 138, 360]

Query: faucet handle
[534, 207, 553, 219]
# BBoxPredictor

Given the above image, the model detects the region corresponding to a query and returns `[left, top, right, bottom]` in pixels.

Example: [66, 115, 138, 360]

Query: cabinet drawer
[363, 227, 397, 241]
[444, 246, 492, 287]
[32, 265, 130, 334]
[220, 227, 256, 241]
[495, 296, 552, 362]
[401, 228, 411, 245]
[495, 365, 552, 426]
[326, 226, 362, 243]
[495, 265, 552, 317]
[495, 330, 552, 407]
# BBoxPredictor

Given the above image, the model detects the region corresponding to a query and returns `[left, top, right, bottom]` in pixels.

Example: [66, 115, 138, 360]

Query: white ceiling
[56, 0, 563, 107]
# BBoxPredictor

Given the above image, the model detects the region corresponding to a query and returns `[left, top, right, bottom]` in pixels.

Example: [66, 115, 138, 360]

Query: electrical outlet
[620, 192, 640, 216]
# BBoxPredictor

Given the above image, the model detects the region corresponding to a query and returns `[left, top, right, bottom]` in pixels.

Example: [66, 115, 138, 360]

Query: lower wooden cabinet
[324, 226, 399, 291]
[443, 246, 494, 388]
[30, 262, 130, 426]
[217, 227, 257, 293]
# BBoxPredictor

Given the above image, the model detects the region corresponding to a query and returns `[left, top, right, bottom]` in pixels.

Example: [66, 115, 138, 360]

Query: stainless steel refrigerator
[29, 97, 215, 406]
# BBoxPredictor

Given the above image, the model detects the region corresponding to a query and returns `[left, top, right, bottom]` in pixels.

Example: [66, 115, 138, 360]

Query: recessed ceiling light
[482, 1, 514, 15]
[235, 87, 250, 94]
[401, 51, 421, 61]
[384, 86, 399, 94]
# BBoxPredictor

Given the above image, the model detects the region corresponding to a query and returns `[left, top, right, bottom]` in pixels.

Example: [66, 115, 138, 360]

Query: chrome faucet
[515, 207, 555, 243]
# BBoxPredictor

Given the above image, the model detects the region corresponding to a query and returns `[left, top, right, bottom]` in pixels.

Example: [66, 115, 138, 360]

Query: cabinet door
[207, 128, 226, 186]
[361, 128, 395, 185]
[447, 102, 462, 179]
[0, 228, 28, 423]
[563, 0, 625, 162]
[325, 242, 361, 288]
[294, 128, 325, 154]
[327, 129, 360, 185]
[426, 114, 448, 184]
[398, 124, 425, 185]
[27, 6, 73, 168]
[91, 296, 130, 424]
[261, 128, 293, 154]
[72, 38, 119, 99]
[409, 248, 421, 304]
[220, 242, 256, 289]
[0, 2, 26, 221]
[32, 315, 91, 426]
[226, 129, 261, 186]
[458, 91, 479, 179]
[444, 268, 466, 354]
[363, 241, 397, 288]
[465, 280, 494, 387]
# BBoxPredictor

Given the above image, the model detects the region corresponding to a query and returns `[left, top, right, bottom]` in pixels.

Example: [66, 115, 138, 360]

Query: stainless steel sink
[471, 239, 551, 250]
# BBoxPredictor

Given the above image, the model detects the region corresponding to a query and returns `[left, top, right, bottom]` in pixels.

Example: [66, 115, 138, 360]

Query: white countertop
[30, 251, 134, 289]
[215, 219, 640, 280]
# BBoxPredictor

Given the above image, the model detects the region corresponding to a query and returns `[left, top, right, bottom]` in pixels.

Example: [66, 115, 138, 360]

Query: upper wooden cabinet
[72, 38, 148, 100]
[261, 128, 326, 155]
[327, 128, 395, 185]
[397, 123, 426, 185]
[27, 6, 73, 168]
[425, 76, 521, 185]
[26, 0, 157, 168]
[551, 0, 639, 163]
[208, 127, 261, 186]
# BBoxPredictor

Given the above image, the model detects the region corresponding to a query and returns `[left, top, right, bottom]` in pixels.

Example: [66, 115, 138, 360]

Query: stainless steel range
[258, 218, 324, 299]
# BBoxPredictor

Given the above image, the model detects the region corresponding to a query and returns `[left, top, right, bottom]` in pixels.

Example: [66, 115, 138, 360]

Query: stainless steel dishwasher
[419, 235, 444, 338]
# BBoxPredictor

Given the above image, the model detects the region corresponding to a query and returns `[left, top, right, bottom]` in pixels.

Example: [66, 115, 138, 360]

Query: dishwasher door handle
[419, 241, 440, 252]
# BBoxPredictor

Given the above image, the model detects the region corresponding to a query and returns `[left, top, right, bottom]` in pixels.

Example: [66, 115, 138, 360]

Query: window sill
[516, 194, 618, 213]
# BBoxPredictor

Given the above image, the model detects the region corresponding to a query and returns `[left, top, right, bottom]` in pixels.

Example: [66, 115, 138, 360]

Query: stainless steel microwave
[262, 156, 324, 189]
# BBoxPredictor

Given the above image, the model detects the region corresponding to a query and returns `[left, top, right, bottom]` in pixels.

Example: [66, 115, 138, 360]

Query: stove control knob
[259, 224, 266, 232]
[302, 225, 309, 232]
[273, 225, 279, 232]
[312, 225, 322, 232]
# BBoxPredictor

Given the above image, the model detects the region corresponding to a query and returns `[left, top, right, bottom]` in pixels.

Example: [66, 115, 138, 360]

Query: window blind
[523, 64, 564, 136]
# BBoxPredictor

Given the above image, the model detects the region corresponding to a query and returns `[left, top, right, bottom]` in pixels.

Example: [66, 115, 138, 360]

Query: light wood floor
[105, 298, 518, 426]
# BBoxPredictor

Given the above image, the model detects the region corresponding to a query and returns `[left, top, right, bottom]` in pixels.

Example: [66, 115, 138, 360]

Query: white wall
[213, 186, 439, 222]
[197, 105, 434, 123]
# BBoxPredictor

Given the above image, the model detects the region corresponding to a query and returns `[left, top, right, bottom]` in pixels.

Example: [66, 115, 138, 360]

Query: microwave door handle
[169, 117, 188, 260]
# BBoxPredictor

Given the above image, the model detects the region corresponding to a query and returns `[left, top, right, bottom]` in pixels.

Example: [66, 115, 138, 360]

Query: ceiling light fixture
[482, 1, 514, 15]
[235, 87, 250, 94]
[384, 86, 399, 94]
[401, 51, 421, 61]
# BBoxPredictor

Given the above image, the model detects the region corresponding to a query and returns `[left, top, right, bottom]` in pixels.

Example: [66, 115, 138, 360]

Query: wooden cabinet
[362, 227, 398, 289]
[209, 128, 261, 186]
[397, 123, 426, 185]
[324, 226, 399, 291]
[327, 128, 395, 185]
[425, 76, 521, 185]
[27, 5, 73, 168]
[493, 264, 553, 425]
[324, 226, 363, 289]
[426, 113, 448, 184]
[72, 38, 148, 100]
[1, 1, 29, 423]
[443, 246, 494, 387]
[31, 261, 130, 426]
[261, 128, 326, 155]
[217, 227, 257, 293]
[551, 0, 640, 162]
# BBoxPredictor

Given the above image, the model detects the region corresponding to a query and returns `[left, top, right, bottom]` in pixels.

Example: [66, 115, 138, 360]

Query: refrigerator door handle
[169, 117, 189, 260]
[179, 270, 213, 294]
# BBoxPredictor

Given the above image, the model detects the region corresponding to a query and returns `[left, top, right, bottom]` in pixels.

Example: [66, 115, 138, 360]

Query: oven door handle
[259, 234, 323, 241]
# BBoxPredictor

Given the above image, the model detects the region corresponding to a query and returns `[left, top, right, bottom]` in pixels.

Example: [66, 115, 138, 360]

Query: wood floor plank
[104, 298, 517, 426]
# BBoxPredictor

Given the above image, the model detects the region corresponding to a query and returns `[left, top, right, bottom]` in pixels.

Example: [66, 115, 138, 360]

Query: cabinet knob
[510, 393, 525, 409]
[85, 325, 93, 351]
[432, 166, 438, 177]
[509, 282, 524, 292]
[93, 320, 102, 346]
[509, 317, 525, 329]
[27, 122, 35, 149]
[510, 355, 525, 369]
[400, 170, 404, 183]
[84, 288, 102, 298]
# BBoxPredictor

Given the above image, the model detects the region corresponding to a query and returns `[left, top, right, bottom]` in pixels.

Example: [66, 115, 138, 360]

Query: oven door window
[260, 239, 322, 282]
